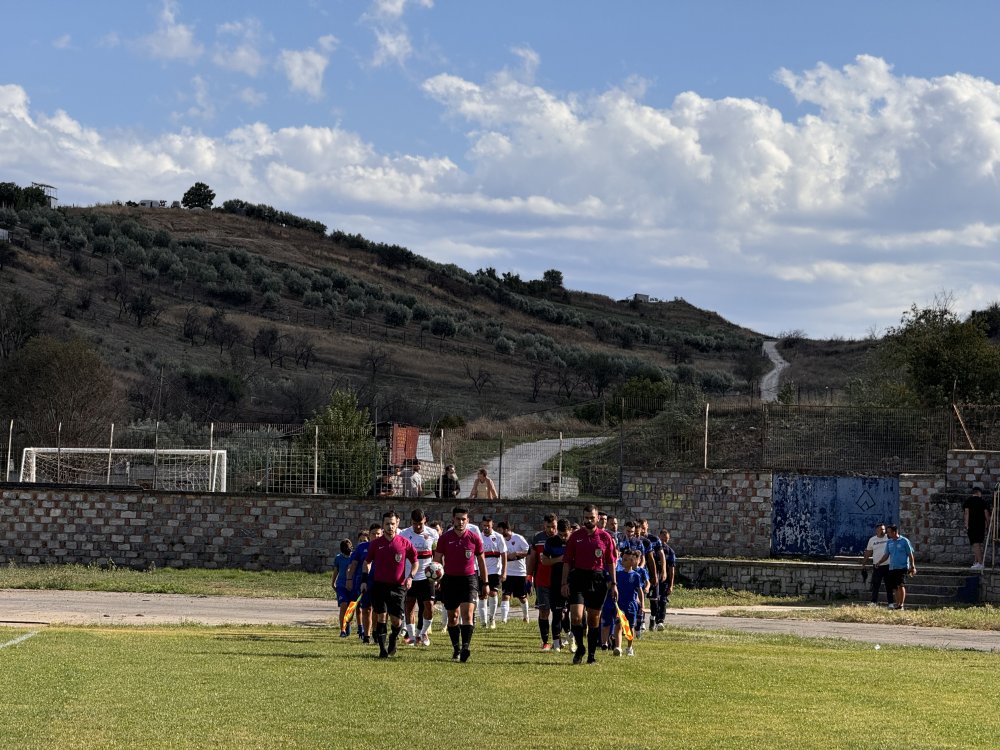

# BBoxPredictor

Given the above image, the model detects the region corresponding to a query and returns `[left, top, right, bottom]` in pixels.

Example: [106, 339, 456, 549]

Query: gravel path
[3, 590, 999, 652]
[760, 340, 790, 402]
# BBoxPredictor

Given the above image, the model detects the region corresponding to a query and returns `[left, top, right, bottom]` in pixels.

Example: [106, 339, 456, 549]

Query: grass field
[722, 602, 1000, 631]
[1, 620, 998, 750]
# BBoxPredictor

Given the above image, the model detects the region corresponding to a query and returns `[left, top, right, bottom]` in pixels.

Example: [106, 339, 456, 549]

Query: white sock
[488, 595, 498, 622]
[500, 600, 510, 622]
[406, 623, 416, 639]
[521, 600, 529, 619]
[419, 621, 430, 637]
[478, 600, 488, 623]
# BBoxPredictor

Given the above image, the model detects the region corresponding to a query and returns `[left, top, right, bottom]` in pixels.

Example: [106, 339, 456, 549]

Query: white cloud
[12, 51, 1000, 336]
[278, 36, 337, 98]
[98, 32, 120, 49]
[238, 87, 267, 107]
[213, 18, 266, 77]
[366, 0, 433, 22]
[53, 34, 72, 50]
[138, 0, 203, 62]
[371, 28, 413, 68]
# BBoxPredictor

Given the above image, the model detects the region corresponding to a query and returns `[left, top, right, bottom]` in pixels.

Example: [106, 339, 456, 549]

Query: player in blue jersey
[346, 523, 382, 643]
[332, 538, 354, 637]
[612, 548, 644, 656]
[654, 529, 677, 629]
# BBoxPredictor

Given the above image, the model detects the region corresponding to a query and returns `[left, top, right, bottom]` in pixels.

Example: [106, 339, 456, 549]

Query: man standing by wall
[877, 525, 917, 611]
[561, 504, 618, 665]
[862, 523, 891, 605]
[964, 487, 993, 570]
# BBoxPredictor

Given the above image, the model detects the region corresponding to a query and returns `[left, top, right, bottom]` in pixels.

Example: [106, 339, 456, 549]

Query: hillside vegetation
[0, 198, 765, 426]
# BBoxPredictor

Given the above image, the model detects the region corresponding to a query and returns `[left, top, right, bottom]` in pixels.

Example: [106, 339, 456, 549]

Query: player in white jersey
[496, 521, 531, 623]
[477, 517, 506, 628]
[400, 508, 440, 646]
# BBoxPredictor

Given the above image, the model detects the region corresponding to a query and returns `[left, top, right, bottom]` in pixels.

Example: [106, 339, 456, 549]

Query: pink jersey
[438, 528, 483, 576]
[365, 533, 417, 584]
[564, 528, 617, 573]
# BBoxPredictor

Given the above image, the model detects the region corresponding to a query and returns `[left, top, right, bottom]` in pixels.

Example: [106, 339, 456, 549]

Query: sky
[4, 1, 1000, 338]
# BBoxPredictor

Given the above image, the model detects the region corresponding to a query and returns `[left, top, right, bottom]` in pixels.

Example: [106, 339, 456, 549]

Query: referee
[360, 510, 417, 659]
[561, 504, 618, 664]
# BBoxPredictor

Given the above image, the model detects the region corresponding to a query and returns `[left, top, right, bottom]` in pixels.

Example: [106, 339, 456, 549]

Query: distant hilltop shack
[138, 199, 182, 208]
[632, 293, 662, 303]
[31, 182, 58, 208]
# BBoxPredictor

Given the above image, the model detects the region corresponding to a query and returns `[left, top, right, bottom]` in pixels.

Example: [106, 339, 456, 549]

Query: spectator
[436, 464, 461, 498]
[963, 487, 993, 570]
[877, 525, 917, 610]
[469, 467, 498, 500]
[401, 460, 423, 498]
[862, 522, 891, 605]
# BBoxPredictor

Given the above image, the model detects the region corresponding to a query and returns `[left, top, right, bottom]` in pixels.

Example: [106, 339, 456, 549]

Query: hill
[0, 200, 766, 425]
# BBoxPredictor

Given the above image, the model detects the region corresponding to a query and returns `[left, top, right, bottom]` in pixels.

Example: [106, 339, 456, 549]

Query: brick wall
[0, 487, 600, 571]
[621, 469, 772, 557]
[946, 450, 1000, 491]
[898, 474, 969, 566]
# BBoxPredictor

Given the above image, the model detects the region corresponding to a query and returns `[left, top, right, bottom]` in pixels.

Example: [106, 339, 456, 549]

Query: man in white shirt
[401, 460, 423, 498]
[478, 516, 507, 629]
[400, 508, 440, 645]
[862, 522, 891, 606]
[497, 521, 531, 623]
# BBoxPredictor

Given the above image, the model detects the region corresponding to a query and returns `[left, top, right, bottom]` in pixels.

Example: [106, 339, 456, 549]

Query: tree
[429, 315, 457, 340]
[0, 336, 125, 445]
[182, 182, 216, 210]
[301, 390, 379, 495]
[861, 301, 1000, 406]
[0, 291, 45, 359]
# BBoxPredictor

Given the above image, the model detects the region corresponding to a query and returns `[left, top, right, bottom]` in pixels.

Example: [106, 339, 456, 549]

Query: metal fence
[1, 402, 995, 497]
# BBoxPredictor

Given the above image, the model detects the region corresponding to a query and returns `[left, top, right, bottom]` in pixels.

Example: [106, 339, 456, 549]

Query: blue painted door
[771, 475, 899, 557]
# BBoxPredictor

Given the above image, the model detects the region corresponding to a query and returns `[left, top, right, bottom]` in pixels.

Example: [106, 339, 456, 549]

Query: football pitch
[1, 621, 998, 750]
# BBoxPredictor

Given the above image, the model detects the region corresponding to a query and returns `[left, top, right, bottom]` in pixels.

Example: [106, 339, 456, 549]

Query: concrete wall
[0, 487, 595, 571]
[621, 469, 772, 557]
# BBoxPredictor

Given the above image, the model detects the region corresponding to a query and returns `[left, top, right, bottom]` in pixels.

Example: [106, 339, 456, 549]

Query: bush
[383, 302, 412, 327]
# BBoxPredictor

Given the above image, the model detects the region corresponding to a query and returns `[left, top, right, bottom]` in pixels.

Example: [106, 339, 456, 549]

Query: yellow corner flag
[341, 595, 362, 634]
[616, 606, 634, 642]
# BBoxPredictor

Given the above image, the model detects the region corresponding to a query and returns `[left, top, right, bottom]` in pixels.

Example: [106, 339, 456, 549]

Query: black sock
[587, 626, 600, 657]
[460, 624, 473, 649]
[572, 624, 585, 651]
[539, 616, 550, 644]
[447, 625, 460, 648]
[551, 608, 562, 639]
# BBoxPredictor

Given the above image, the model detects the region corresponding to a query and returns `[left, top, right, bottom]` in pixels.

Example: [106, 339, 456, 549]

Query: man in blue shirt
[877, 525, 917, 610]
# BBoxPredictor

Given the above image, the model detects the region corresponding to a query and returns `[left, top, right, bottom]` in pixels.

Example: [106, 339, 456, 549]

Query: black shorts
[885, 568, 906, 591]
[481, 573, 501, 595]
[406, 578, 434, 604]
[439, 574, 479, 611]
[568, 569, 609, 610]
[370, 581, 406, 619]
[968, 526, 986, 545]
[502, 575, 527, 598]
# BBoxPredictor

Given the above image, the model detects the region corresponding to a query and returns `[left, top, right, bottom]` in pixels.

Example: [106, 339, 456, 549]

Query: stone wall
[0, 487, 596, 571]
[679, 558, 867, 601]
[898, 474, 968, 566]
[946, 450, 1000, 491]
[621, 469, 772, 557]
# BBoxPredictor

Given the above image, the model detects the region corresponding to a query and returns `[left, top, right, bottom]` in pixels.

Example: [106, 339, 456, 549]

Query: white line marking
[0, 631, 39, 649]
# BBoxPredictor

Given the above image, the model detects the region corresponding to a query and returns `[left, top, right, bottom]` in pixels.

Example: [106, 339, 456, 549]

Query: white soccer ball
[424, 562, 444, 582]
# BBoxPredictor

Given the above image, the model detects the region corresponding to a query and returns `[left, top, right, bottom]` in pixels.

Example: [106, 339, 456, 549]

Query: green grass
[721, 602, 1000, 631]
[1, 621, 998, 749]
[0, 563, 335, 599]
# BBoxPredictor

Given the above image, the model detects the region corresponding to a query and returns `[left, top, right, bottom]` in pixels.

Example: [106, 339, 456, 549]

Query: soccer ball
[424, 562, 444, 582]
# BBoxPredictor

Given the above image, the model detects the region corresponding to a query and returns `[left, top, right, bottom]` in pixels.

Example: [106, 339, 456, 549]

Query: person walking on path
[964, 487, 993, 570]
[877, 525, 917, 611]
[469, 467, 498, 500]
[862, 523, 891, 605]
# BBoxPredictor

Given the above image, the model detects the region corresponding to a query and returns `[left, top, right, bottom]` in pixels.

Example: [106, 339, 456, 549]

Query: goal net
[19, 448, 227, 492]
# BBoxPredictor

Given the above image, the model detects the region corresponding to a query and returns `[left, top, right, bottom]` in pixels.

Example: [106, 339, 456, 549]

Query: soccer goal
[19, 448, 227, 492]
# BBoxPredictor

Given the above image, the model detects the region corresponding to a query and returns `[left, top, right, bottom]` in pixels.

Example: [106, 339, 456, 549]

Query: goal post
[19, 447, 227, 492]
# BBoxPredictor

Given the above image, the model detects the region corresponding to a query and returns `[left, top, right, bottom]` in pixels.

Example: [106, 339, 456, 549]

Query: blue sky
[4, 1, 1000, 337]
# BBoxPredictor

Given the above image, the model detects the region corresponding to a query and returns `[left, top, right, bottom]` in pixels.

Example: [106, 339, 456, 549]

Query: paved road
[3, 590, 999, 652]
[460, 436, 608, 498]
[760, 340, 790, 402]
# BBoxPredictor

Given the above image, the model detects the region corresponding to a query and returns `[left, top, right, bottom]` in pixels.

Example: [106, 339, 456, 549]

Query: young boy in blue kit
[612, 548, 644, 657]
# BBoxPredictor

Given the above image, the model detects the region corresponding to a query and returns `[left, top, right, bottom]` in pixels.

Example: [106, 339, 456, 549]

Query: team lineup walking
[335, 503, 678, 663]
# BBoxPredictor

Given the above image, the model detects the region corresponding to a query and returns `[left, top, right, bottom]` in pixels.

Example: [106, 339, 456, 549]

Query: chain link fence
[0, 401, 992, 497]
